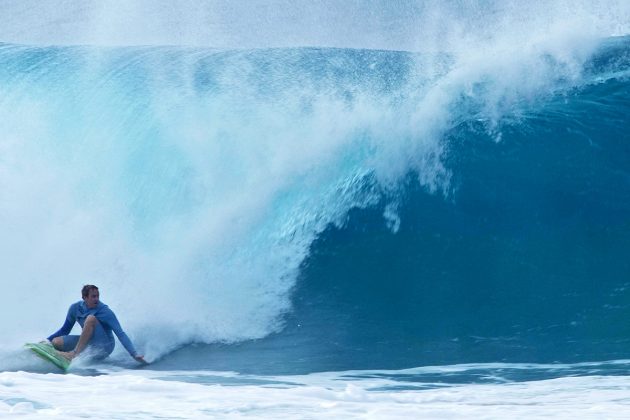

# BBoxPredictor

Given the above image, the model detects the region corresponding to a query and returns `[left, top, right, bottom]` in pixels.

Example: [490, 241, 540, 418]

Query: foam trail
[2, 368, 630, 418]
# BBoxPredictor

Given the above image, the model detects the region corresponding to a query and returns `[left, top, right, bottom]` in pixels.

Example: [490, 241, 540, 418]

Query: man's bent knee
[51, 337, 63, 349]
[85, 315, 99, 327]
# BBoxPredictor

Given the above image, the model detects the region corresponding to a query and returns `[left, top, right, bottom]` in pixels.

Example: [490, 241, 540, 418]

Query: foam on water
[3, 363, 630, 418]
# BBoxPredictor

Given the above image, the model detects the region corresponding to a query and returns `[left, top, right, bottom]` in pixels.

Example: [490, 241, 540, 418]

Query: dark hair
[81, 284, 99, 298]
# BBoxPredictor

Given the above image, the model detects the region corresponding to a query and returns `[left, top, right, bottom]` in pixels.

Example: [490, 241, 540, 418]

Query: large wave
[155, 40, 630, 374]
[0, 1, 628, 367]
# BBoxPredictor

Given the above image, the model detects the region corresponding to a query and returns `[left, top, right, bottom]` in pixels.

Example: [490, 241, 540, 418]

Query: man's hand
[134, 355, 148, 364]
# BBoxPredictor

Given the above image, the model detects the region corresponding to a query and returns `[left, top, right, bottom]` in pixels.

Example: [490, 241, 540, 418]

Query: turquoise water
[1, 3, 630, 418]
[0, 8, 630, 417]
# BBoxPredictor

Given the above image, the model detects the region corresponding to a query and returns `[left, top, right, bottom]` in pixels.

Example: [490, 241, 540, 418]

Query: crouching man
[47, 284, 146, 363]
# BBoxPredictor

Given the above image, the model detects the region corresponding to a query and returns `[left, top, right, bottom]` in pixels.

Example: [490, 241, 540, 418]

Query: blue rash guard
[48, 301, 138, 358]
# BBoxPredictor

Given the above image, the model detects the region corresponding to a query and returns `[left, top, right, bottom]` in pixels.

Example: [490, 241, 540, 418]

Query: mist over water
[0, 1, 629, 371]
[0, 1, 628, 50]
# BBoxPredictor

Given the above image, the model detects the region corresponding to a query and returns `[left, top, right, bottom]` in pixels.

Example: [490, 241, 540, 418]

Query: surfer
[46, 285, 146, 363]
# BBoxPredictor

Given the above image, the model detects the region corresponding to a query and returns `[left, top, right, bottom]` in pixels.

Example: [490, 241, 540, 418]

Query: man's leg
[59, 315, 98, 360]
[51, 336, 64, 350]
[52, 335, 79, 351]
[73, 315, 98, 355]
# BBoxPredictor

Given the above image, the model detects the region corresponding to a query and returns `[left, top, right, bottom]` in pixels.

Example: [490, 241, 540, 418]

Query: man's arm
[47, 304, 76, 342]
[100, 307, 145, 362]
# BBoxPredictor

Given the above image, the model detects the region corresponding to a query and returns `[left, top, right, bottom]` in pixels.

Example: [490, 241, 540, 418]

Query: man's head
[82, 284, 100, 309]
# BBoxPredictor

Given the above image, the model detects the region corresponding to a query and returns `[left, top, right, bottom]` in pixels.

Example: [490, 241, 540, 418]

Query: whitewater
[1, 1, 630, 418]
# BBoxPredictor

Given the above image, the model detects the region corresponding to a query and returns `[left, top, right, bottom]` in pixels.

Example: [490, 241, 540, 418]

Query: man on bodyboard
[44, 284, 146, 364]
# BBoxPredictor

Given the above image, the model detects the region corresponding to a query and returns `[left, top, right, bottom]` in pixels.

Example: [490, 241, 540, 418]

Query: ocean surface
[1, 1, 630, 418]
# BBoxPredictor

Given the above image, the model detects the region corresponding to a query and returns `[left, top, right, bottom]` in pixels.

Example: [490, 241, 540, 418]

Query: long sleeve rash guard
[48, 301, 138, 357]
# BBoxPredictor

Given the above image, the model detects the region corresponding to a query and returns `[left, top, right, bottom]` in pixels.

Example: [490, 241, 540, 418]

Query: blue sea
[1, 1, 630, 418]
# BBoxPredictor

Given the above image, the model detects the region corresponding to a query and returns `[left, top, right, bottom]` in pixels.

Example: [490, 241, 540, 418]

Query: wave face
[0, 2, 629, 372]
[155, 38, 630, 374]
[287, 62, 630, 371]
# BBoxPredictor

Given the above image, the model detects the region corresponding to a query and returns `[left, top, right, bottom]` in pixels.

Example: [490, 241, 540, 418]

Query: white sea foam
[1, 368, 630, 418]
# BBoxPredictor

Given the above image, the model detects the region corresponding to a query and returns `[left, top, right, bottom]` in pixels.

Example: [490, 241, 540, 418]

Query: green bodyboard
[25, 342, 70, 372]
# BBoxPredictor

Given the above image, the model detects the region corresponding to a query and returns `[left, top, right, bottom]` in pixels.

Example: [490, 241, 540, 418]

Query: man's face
[83, 289, 100, 309]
